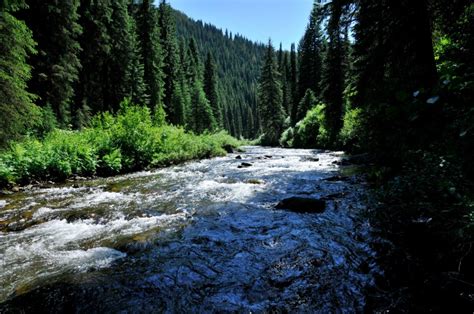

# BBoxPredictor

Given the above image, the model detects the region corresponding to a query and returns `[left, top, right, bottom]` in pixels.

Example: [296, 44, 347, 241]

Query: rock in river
[275, 197, 326, 213]
[238, 162, 252, 168]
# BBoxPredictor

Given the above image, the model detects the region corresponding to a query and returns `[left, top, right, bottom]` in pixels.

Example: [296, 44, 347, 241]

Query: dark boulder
[238, 162, 252, 168]
[275, 197, 326, 213]
[235, 155, 242, 160]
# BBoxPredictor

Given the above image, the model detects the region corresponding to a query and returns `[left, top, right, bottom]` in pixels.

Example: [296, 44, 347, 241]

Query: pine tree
[297, 89, 317, 122]
[135, 0, 165, 115]
[176, 38, 191, 125]
[158, 0, 181, 124]
[0, 0, 38, 146]
[257, 41, 285, 145]
[322, 0, 345, 145]
[127, 17, 147, 105]
[75, 0, 112, 120]
[289, 43, 299, 125]
[188, 80, 217, 134]
[277, 42, 284, 72]
[204, 52, 222, 127]
[186, 38, 201, 83]
[105, 0, 146, 110]
[281, 52, 293, 116]
[298, 1, 324, 103]
[21, 0, 81, 127]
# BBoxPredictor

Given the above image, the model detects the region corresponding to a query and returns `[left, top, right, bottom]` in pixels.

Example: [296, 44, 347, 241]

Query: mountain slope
[173, 10, 266, 138]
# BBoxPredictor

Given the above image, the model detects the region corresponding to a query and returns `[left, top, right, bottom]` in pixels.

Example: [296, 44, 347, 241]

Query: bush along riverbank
[0, 103, 240, 189]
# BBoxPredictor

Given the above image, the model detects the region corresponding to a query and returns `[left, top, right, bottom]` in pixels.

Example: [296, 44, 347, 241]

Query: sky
[165, 0, 314, 50]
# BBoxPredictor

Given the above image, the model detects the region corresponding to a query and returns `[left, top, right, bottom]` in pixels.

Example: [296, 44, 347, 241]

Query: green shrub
[0, 102, 240, 188]
[0, 159, 15, 187]
[99, 149, 122, 176]
[339, 107, 363, 152]
[293, 104, 328, 148]
[279, 127, 294, 148]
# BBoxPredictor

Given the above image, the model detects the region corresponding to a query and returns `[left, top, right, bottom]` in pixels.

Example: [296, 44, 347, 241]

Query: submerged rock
[275, 197, 326, 213]
[246, 179, 264, 185]
[238, 162, 252, 168]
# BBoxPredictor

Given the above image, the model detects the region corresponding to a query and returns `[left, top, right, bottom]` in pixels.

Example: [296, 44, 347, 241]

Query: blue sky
[165, 0, 314, 50]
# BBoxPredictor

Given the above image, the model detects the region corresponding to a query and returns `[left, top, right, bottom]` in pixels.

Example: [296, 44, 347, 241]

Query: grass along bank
[0, 103, 240, 189]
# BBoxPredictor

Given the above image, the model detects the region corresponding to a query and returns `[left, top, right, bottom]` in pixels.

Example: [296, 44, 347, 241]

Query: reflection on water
[0, 147, 379, 312]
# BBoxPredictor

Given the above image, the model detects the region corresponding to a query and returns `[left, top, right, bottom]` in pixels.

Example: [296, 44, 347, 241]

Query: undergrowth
[0, 103, 239, 187]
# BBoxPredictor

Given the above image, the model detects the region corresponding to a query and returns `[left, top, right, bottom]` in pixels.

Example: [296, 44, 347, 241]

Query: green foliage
[293, 103, 328, 148]
[279, 127, 294, 148]
[0, 5, 39, 147]
[32, 105, 58, 138]
[0, 103, 239, 187]
[339, 107, 363, 151]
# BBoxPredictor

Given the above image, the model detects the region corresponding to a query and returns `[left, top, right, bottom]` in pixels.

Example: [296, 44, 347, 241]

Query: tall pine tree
[204, 52, 222, 127]
[105, 0, 146, 111]
[22, 0, 81, 127]
[322, 0, 345, 145]
[185, 37, 216, 133]
[257, 41, 285, 145]
[135, 0, 165, 119]
[158, 0, 182, 125]
[0, 0, 38, 146]
[298, 1, 324, 105]
[188, 80, 217, 134]
[289, 43, 299, 125]
[75, 0, 112, 123]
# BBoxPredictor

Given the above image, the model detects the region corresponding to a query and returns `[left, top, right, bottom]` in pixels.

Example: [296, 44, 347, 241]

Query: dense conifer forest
[0, 0, 473, 311]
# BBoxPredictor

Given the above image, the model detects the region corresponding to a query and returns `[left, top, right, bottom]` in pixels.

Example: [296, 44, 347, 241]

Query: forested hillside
[174, 10, 266, 138]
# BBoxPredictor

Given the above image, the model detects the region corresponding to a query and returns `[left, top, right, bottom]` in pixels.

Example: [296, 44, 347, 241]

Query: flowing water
[0, 147, 379, 313]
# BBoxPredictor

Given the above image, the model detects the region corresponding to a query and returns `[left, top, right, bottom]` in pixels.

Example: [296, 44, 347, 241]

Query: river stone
[235, 155, 242, 160]
[238, 162, 252, 168]
[275, 197, 326, 213]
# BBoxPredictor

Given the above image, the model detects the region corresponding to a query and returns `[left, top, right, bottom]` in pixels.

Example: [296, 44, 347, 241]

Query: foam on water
[0, 212, 187, 302]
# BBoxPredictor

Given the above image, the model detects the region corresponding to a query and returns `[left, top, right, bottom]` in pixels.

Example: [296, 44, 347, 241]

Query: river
[0, 146, 379, 312]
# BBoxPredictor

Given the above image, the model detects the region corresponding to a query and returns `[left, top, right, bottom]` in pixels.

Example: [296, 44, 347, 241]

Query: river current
[0, 146, 379, 312]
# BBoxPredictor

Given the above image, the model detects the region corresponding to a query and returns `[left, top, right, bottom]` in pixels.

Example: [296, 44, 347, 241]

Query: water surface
[0, 147, 379, 312]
